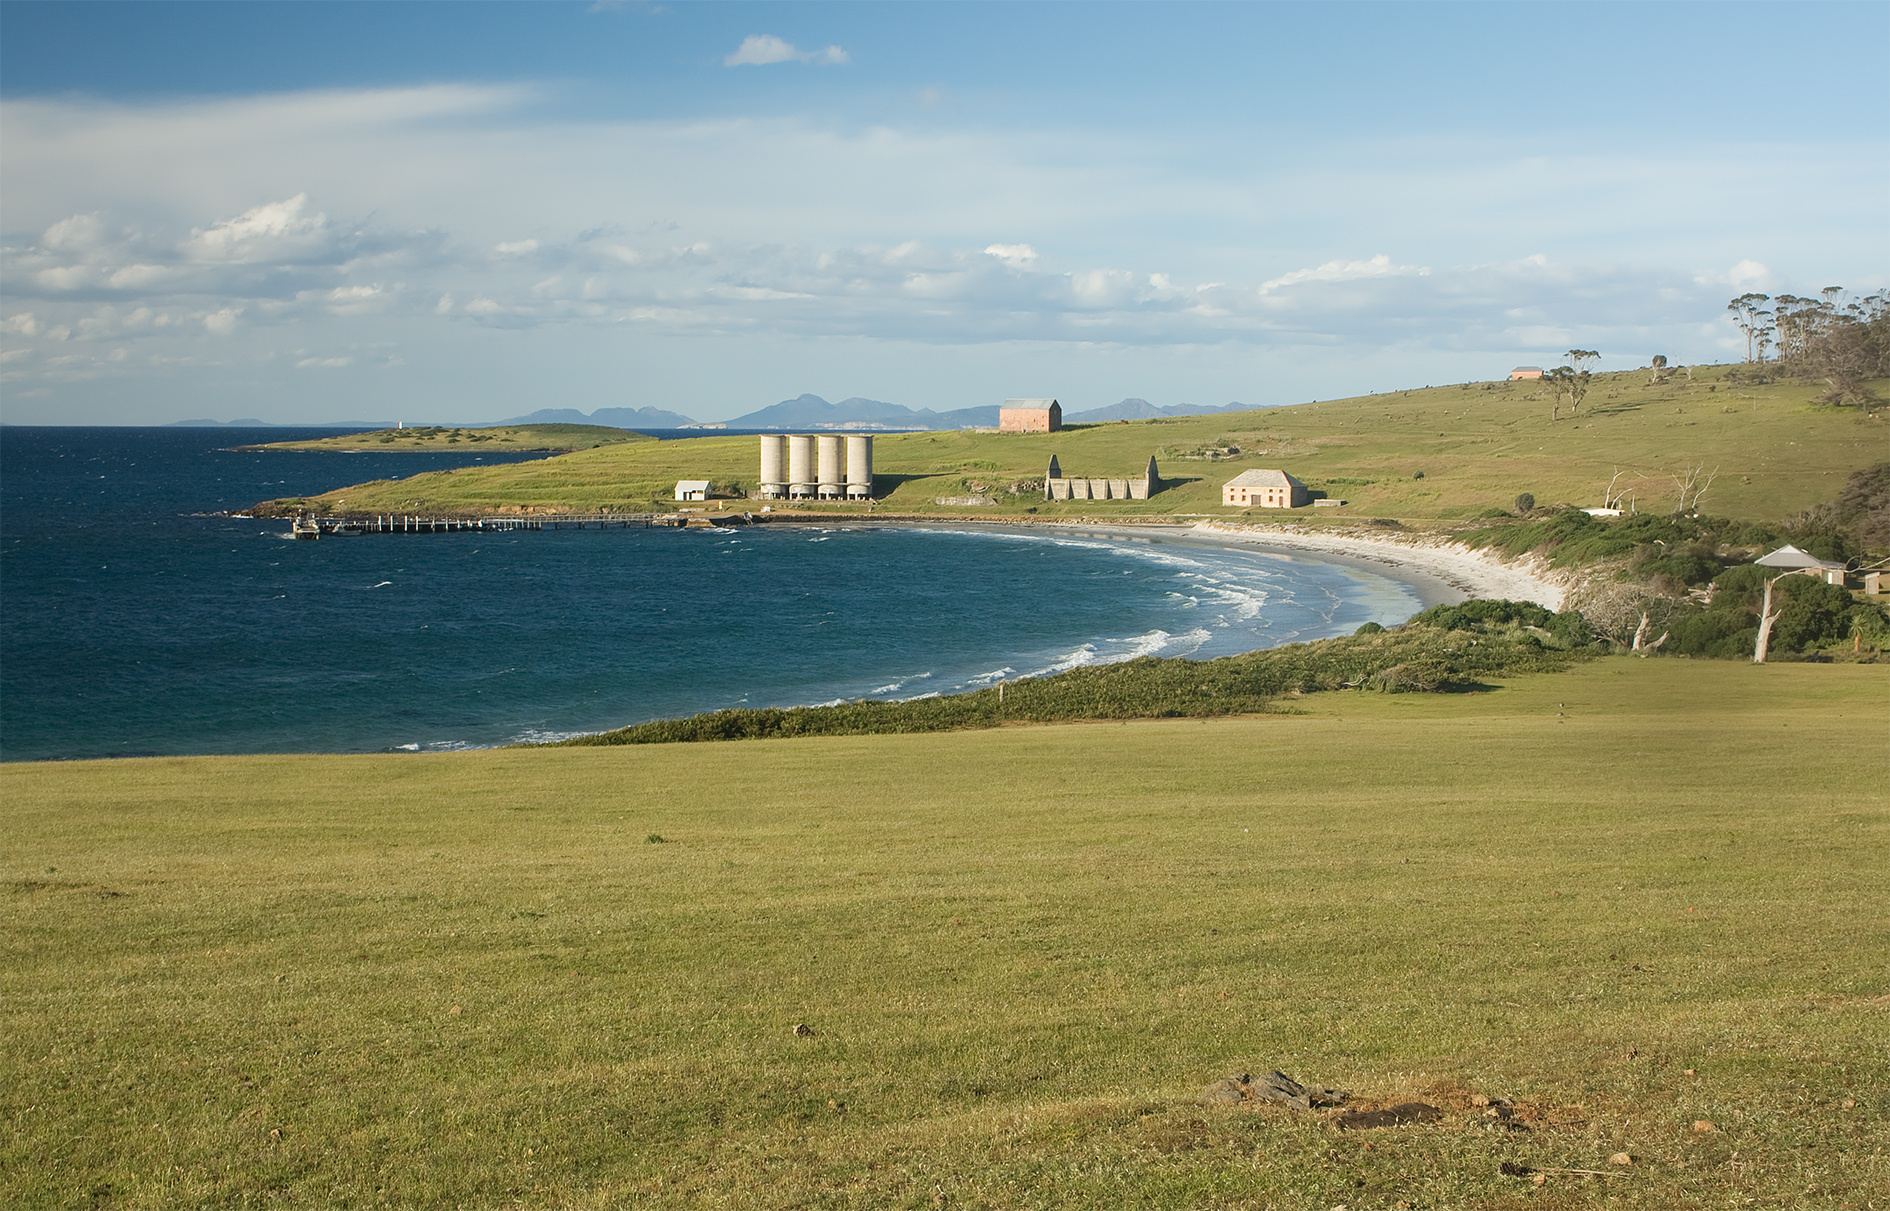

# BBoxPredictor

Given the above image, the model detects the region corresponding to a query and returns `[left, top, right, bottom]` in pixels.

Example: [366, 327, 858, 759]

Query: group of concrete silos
[756, 434, 873, 500]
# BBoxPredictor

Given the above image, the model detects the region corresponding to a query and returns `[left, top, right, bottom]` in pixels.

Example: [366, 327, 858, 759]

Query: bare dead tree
[1753, 573, 1792, 663]
[1670, 464, 1719, 516]
[1603, 468, 1629, 510]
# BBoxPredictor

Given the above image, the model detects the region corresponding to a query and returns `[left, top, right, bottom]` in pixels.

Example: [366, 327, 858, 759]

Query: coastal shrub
[1664, 567, 1864, 657]
[1513, 493, 1535, 514]
[1851, 602, 1890, 652]
[555, 605, 1598, 747]
[1631, 541, 1722, 587]
[1411, 598, 1555, 633]
[1773, 579, 1858, 652]
[1666, 605, 1757, 659]
[1354, 621, 1386, 635]
[1548, 609, 1595, 647]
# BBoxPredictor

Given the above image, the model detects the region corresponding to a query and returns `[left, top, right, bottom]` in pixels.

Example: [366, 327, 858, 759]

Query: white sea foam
[510, 728, 595, 746]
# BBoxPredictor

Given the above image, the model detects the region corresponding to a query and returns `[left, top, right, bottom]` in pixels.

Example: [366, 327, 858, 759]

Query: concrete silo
[758, 434, 787, 499]
[787, 435, 816, 499]
[845, 435, 874, 499]
[816, 435, 844, 499]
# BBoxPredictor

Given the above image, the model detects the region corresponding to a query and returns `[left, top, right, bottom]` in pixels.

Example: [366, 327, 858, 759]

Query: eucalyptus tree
[1544, 349, 1599, 420]
[1726, 293, 1774, 362]
[1765, 287, 1890, 409]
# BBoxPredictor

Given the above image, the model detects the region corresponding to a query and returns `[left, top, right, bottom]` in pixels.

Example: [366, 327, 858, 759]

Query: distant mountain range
[723, 394, 996, 430]
[491, 406, 700, 429]
[167, 396, 1271, 432]
[1063, 398, 1263, 423]
[704, 394, 1271, 430]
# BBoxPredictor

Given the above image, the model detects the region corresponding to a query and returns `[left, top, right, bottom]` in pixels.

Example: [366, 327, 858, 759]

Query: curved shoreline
[863, 517, 1569, 614]
[1183, 521, 1569, 612]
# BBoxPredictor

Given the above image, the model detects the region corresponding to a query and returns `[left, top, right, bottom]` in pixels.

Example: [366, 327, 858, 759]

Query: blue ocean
[1, 427, 1429, 761]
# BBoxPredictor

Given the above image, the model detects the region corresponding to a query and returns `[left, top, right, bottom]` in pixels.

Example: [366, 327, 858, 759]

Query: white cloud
[495, 239, 540, 255]
[983, 243, 1037, 267]
[1728, 260, 1772, 289]
[724, 35, 850, 67]
[182, 193, 332, 263]
[202, 307, 242, 335]
[1259, 254, 1422, 293]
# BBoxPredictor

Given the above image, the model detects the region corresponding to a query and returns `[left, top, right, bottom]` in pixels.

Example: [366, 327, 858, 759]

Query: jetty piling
[287, 512, 684, 539]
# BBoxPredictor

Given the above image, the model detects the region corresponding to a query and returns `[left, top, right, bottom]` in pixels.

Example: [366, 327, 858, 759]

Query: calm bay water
[1, 427, 1426, 760]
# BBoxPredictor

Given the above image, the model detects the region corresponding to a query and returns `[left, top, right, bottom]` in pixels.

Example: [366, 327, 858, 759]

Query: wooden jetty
[289, 512, 688, 539]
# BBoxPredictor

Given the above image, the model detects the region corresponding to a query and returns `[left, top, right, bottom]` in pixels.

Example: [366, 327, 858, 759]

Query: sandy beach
[811, 515, 1572, 613]
[1182, 520, 1569, 611]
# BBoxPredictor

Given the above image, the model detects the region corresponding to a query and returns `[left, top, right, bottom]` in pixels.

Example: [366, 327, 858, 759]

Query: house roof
[1755, 544, 1846, 571]
[1223, 469, 1305, 489]
[1001, 398, 1059, 410]
[1512, 366, 1542, 373]
[675, 480, 711, 490]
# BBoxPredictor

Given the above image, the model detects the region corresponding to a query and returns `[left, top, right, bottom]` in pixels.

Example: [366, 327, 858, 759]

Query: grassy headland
[252, 367, 1885, 526]
[244, 423, 652, 455]
[5, 658, 1884, 1208]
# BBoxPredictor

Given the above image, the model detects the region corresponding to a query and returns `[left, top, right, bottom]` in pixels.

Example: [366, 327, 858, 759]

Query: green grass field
[6, 658, 1885, 1209]
[259, 367, 1886, 526]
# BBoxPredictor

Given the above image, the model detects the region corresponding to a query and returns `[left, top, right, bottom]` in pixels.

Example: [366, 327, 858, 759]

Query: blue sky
[3, 1, 1885, 424]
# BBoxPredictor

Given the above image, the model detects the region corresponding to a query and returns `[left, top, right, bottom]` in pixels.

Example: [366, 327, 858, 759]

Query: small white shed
[1755, 544, 1847, 586]
[674, 480, 711, 502]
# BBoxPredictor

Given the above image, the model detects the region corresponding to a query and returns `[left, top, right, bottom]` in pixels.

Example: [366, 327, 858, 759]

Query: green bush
[1774, 580, 1858, 651]
[556, 605, 1599, 747]
[1633, 542, 1722, 587]
[1665, 567, 1867, 657]
[1851, 602, 1890, 652]
[1411, 598, 1556, 633]
[1548, 610, 1594, 646]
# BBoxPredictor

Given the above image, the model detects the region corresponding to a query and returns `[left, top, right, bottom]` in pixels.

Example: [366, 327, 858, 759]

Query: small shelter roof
[1755, 544, 1846, 571]
[1002, 398, 1058, 410]
[1223, 468, 1305, 489]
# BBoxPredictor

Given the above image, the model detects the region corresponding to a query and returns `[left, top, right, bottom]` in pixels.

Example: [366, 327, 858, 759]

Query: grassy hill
[255, 366, 1884, 526]
[245, 423, 653, 455]
[5, 659, 1884, 1208]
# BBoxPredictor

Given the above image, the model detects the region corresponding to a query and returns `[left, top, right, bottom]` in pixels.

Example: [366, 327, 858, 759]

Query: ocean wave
[509, 728, 596, 746]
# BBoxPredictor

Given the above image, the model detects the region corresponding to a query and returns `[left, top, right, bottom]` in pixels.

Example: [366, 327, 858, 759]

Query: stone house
[1223, 469, 1309, 508]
